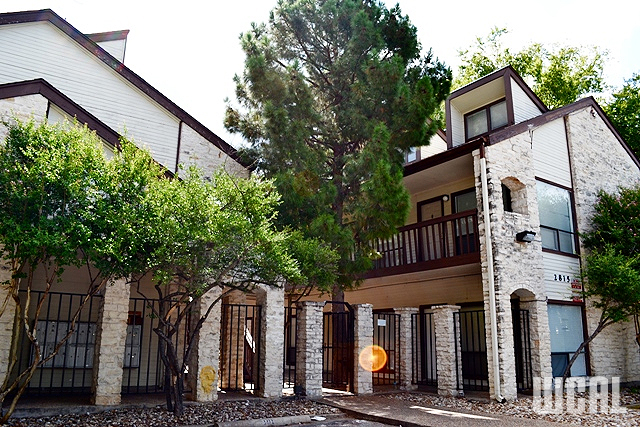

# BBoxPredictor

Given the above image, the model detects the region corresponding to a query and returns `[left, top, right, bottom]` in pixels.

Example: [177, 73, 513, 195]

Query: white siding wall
[47, 103, 115, 158]
[419, 133, 447, 158]
[542, 252, 581, 301]
[532, 119, 572, 187]
[0, 22, 179, 170]
[511, 77, 543, 124]
[450, 106, 464, 147]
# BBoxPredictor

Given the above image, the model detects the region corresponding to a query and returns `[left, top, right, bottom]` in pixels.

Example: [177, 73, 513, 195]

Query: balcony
[366, 210, 481, 278]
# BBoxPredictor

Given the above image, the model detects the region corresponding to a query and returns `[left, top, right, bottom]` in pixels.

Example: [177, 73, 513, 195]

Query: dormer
[445, 66, 548, 148]
[86, 30, 129, 63]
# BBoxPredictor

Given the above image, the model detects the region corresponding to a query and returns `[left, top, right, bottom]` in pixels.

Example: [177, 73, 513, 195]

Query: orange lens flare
[358, 345, 388, 372]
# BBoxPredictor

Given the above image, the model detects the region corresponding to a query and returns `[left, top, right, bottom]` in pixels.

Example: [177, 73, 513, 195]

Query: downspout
[479, 141, 505, 403]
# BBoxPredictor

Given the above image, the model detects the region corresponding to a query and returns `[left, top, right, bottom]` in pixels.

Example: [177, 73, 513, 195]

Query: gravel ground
[5, 398, 342, 427]
[5, 389, 640, 427]
[381, 389, 640, 426]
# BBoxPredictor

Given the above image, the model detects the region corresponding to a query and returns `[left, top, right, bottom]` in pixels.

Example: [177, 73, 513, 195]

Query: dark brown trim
[547, 299, 584, 306]
[0, 78, 121, 149]
[536, 177, 580, 256]
[489, 96, 640, 170]
[404, 138, 481, 177]
[85, 30, 129, 42]
[0, 78, 174, 178]
[541, 248, 580, 258]
[363, 253, 480, 279]
[0, 9, 250, 168]
[445, 66, 548, 148]
[417, 196, 445, 222]
[535, 176, 572, 192]
[175, 120, 183, 173]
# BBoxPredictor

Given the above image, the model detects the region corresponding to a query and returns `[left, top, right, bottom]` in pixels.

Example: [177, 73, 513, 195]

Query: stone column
[91, 278, 129, 405]
[484, 295, 518, 401]
[519, 297, 552, 381]
[0, 259, 16, 387]
[186, 287, 222, 402]
[353, 304, 373, 395]
[433, 305, 463, 397]
[255, 284, 284, 398]
[295, 301, 323, 398]
[395, 307, 418, 391]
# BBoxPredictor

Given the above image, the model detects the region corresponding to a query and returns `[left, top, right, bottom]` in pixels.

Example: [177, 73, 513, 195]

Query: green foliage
[226, 0, 451, 293]
[561, 186, 640, 381]
[0, 119, 333, 416]
[582, 247, 640, 324]
[604, 74, 640, 157]
[456, 27, 606, 109]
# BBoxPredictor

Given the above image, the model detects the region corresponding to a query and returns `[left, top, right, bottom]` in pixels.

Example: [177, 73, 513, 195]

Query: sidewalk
[320, 394, 576, 427]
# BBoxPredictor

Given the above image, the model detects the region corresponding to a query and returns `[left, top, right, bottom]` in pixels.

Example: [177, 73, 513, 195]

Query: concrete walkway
[320, 394, 574, 427]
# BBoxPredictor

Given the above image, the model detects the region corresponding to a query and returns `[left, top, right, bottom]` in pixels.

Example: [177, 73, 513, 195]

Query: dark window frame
[464, 98, 509, 142]
[536, 178, 580, 256]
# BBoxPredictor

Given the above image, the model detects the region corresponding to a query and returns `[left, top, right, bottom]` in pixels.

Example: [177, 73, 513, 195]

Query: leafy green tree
[0, 119, 332, 418]
[455, 27, 606, 109]
[225, 0, 451, 302]
[561, 187, 640, 383]
[0, 120, 161, 422]
[133, 168, 327, 415]
[604, 73, 640, 157]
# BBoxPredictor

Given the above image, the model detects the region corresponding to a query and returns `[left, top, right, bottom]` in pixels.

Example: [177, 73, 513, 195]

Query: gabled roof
[448, 65, 548, 113]
[0, 78, 175, 177]
[0, 78, 120, 148]
[0, 9, 250, 168]
[489, 96, 640, 169]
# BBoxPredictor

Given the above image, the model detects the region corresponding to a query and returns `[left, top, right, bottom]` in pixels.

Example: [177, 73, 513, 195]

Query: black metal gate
[372, 312, 399, 386]
[412, 311, 437, 386]
[322, 302, 354, 392]
[121, 297, 190, 394]
[455, 310, 488, 391]
[12, 291, 102, 395]
[283, 306, 297, 389]
[219, 303, 261, 393]
[513, 307, 533, 392]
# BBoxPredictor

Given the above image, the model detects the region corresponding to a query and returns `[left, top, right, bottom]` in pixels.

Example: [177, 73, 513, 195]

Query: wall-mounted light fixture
[516, 230, 536, 242]
[442, 195, 449, 202]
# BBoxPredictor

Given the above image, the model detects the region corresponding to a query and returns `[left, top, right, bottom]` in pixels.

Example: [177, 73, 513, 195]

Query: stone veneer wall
[395, 307, 418, 391]
[0, 94, 49, 141]
[91, 278, 130, 405]
[0, 256, 15, 387]
[177, 124, 248, 179]
[295, 301, 324, 398]
[187, 288, 222, 402]
[352, 304, 373, 395]
[566, 107, 640, 382]
[255, 285, 284, 398]
[475, 130, 552, 400]
[433, 305, 463, 396]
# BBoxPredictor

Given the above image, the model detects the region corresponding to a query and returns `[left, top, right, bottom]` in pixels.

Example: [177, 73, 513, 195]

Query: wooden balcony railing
[366, 210, 480, 278]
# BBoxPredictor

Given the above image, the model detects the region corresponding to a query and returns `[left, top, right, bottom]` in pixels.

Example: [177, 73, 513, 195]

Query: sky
[1, 0, 639, 149]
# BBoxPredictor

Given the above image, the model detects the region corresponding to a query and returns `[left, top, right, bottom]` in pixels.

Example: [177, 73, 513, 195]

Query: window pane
[540, 227, 558, 251]
[548, 304, 584, 352]
[490, 101, 508, 129]
[454, 190, 477, 213]
[466, 109, 487, 139]
[537, 181, 573, 232]
[406, 147, 417, 163]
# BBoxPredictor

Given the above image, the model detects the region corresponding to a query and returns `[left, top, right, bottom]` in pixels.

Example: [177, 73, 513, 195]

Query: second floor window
[465, 99, 508, 141]
[537, 180, 576, 255]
